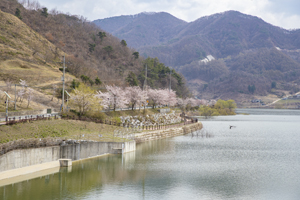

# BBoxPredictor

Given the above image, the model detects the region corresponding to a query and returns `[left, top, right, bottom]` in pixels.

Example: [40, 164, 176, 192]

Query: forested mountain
[93, 12, 187, 49]
[0, 0, 189, 102]
[94, 11, 300, 100]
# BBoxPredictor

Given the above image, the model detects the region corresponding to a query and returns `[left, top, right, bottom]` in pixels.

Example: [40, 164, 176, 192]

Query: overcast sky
[37, 0, 300, 30]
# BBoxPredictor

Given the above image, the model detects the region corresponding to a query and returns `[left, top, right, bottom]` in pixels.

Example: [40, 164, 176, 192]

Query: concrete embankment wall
[135, 122, 203, 143]
[0, 122, 199, 181]
[0, 146, 60, 173]
[0, 141, 135, 174]
[60, 141, 136, 161]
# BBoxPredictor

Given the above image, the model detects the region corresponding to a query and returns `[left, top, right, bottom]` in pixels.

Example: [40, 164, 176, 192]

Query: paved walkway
[0, 161, 60, 186]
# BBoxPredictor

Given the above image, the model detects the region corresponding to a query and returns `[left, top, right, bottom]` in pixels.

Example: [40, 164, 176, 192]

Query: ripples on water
[1, 109, 300, 200]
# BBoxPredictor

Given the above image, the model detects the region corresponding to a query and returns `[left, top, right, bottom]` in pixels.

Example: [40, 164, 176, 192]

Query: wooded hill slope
[0, 0, 142, 85]
[0, 0, 189, 112]
[94, 11, 300, 101]
[0, 8, 75, 111]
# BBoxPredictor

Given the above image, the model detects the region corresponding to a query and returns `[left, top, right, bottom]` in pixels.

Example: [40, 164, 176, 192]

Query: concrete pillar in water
[59, 159, 72, 167]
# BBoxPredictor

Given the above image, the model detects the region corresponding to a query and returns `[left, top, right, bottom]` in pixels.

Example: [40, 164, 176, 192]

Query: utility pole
[6, 96, 8, 122]
[143, 64, 147, 91]
[143, 65, 147, 110]
[65, 91, 70, 112]
[61, 55, 66, 112]
[14, 84, 16, 110]
[168, 71, 172, 107]
[4, 91, 11, 122]
[169, 71, 172, 92]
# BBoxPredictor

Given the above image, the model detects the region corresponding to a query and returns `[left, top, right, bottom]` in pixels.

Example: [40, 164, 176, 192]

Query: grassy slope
[0, 119, 121, 144]
[0, 10, 75, 111]
[0, 109, 161, 144]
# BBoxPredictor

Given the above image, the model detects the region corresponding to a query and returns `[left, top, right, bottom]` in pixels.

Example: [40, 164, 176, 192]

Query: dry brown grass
[0, 9, 77, 111]
[0, 79, 66, 112]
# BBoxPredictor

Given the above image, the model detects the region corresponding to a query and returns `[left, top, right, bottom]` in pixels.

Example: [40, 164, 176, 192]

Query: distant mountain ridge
[93, 11, 300, 67]
[93, 11, 300, 101]
[93, 12, 187, 48]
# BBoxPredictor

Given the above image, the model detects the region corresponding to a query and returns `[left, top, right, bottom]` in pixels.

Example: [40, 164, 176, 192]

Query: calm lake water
[1, 109, 300, 200]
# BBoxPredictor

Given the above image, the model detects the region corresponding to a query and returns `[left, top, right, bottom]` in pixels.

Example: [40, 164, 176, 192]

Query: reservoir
[1, 109, 300, 200]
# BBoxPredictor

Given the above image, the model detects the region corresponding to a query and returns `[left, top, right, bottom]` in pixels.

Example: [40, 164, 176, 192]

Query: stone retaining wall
[135, 122, 203, 143]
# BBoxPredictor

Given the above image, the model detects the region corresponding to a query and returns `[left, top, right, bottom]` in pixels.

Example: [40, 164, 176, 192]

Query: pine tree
[41, 7, 48, 17]
[126, 72, 138, 86]
[15, 8, 22, 20]
[95, 77, 102, 85]
[121, 39, 127, 47]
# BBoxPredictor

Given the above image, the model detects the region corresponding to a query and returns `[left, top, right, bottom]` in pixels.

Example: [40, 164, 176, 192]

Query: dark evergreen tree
[71, 79, 80, 89]
[80, 75, 89, 83]
[95, 77, 102, 85]
[126, 72, 139, 86]
[132, 52, 139, 59]
[97, 31, 106, 42]
[248, 85, 256, 94]
[15, 8, 22, 20]
[103, 46, 113, 54]
[41, 7, 48, 17]
[88, 43, 96, 52]
[271, 82, 276, 88]
[89, 79, 94, 86]
[121, 39, 127, 47]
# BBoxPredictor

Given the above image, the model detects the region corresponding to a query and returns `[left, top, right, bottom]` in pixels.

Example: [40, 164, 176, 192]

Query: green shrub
[113, 117, 122, 126]
[89, 111, 106, 121]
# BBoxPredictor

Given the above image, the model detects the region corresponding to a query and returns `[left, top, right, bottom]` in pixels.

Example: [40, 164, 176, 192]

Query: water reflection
[1, 111, 300, 199]
[0, 152, 139, 200]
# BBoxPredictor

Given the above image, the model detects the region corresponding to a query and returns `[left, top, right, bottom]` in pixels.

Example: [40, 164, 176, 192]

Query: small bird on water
[229, 125, 236, 129]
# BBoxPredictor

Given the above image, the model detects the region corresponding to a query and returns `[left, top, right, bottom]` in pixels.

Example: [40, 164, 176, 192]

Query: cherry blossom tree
[96, 85, 178, 110]
[5, 80, 12, 92]
[184, 98, 199, 107]
[148, 89, 170, 108]
[208, 100, 217, 106]
[125, 86, 147, 110]
[176, 97, 184, 108]
[18, 79, 27, 103]
[0, 89, 3, 100]
[139, 89, 148, 109]
[96, 85, 128, 111]
[165, 89, 177, 107]
[19, 79, 27, 87]
[95, 91, 110, 109]
[157, 89, 169, 106]
[26, 88, 34, 108]
[148, 89, 161, 108]
[51, 84, 57, 101]
[199, 99, 208, 106]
